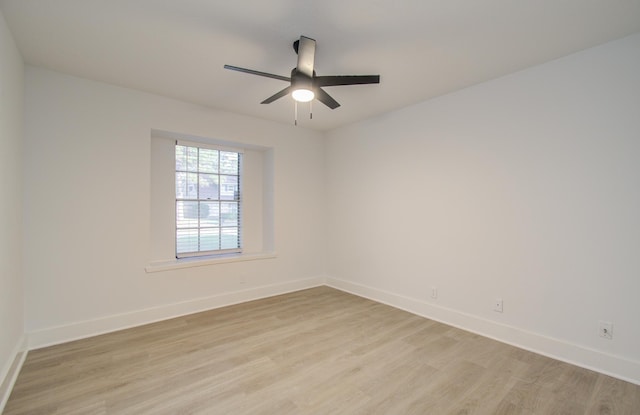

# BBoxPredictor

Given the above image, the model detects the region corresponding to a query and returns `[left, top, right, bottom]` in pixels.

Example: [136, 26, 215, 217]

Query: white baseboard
[326, 277, 640, 386]
[28, 276, 325, 350]
[0, 335, 28, 414]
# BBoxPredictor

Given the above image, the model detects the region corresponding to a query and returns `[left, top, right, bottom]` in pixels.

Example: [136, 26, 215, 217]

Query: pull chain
[293, 100, 314, 126]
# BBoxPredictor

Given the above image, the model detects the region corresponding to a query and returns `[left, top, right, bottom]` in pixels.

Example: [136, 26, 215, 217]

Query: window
[175, 142, 242, 258]
[148, 130, 274, 271]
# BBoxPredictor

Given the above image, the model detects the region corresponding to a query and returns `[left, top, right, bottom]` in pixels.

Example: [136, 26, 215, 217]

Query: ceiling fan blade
[261, 86, 293, 104]
[315, 75, 380, 87]
[224, 65, 290, 82]
[315, 88, 340, 109]
[296, 36, 316, 78]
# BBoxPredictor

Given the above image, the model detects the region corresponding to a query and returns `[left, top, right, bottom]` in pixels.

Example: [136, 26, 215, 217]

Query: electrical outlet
[494, 298, 503, 313]
[431, 287, 438, 299]
[599, 321, 613, 340]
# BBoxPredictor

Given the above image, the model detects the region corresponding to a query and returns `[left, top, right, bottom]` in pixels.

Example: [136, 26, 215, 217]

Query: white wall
[0, 7, 25, 409]
[326, 34, 640, 383]
[23, 67, 326, 346]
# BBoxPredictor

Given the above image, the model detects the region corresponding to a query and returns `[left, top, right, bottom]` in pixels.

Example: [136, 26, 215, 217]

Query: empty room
[1, 1, 640, 414]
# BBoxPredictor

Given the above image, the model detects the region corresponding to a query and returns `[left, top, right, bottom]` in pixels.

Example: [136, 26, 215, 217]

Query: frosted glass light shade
[292, 88, 314, 102]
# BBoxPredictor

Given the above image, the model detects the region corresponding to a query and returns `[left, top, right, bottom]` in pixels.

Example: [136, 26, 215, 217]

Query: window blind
[175, 141, 242, 258]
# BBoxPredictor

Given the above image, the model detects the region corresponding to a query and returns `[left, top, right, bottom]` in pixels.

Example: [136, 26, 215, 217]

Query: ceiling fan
[224, 36, 380, 111]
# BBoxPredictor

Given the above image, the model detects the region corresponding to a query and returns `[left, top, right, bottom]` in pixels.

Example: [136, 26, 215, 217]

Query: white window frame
[175, 140, 243, 259]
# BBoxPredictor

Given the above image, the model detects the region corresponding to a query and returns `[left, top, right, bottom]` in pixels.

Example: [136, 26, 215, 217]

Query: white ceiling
[2, 0, 640, 131]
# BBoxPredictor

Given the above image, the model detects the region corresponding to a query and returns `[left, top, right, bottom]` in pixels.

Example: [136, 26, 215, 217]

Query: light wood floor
[5, 287, 640, 414]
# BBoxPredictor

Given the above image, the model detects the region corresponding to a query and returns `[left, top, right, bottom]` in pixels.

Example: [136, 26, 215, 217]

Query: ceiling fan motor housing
[291, 68, 314, 91]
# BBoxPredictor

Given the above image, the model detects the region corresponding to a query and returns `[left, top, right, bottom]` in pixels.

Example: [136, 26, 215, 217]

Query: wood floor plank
[4, 287, 640, 414]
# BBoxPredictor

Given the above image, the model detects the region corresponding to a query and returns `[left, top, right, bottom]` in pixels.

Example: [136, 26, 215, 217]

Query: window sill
[145, 252, 277, 273]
